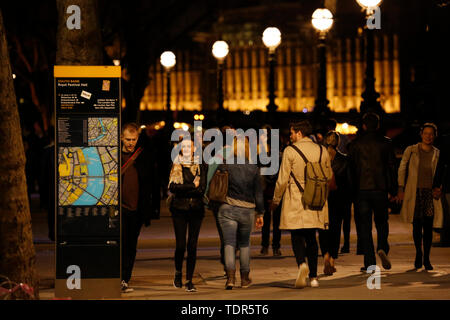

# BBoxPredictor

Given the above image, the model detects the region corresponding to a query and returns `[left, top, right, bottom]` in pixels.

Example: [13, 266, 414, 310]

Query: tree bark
[0, 9, 39, 300]
[56, 0, 103, 65]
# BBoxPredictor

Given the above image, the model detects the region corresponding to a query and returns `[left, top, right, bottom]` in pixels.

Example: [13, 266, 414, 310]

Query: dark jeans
[356, 190, 390, 268]
[121, 208, 143, 283]
[172, 211, 203, 281]
[290, 229, 318, 278]
[212, 208, 225, 267]
[261, 199, 281, 249]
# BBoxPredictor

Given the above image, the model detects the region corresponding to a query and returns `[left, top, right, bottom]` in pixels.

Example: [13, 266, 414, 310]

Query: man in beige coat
[271, 120, 332, 288]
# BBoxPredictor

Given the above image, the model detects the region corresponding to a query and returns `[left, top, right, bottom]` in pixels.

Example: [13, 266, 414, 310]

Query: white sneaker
[295, 263, 309, 288]
[309, 277, 319, 288]
[121, 280, 134, 293]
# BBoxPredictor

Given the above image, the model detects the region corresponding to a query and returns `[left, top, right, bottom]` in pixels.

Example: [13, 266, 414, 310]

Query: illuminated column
[336, 38, 344, 112]
[345, 38, 353, 112]
[285, 43, 293, 112]
[393, 34, 400, 112]
[242, 48, 250, 107]
[251, 48, 259, 104]
[374, 34, 382, 97]
[382, 34, 391, 112]
[295, 46, 302, 112]
[355, 36, 363, 112]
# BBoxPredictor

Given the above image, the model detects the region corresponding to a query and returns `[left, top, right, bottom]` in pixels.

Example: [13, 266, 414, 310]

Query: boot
[225, 269, 235, 290]
[240, 271, 252, 288]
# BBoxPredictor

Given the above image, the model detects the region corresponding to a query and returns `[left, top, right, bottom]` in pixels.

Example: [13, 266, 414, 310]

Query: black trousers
[413, 216, 434, 261]
[121, 208, 143, 283]
[261, 199, 281, 249]
[319, 194, 352, 259]
[356, 190, 390, 268]
[290, 228, 318, 278]
[172, 211, 203, 281]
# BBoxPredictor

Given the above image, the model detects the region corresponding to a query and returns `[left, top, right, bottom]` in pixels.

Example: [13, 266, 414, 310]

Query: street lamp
[160, 51, 176, 123]
[262, 27, 281, 113]
[212, 40, 229, 113]
[311, 8, 334, 117]
[356, 0, 384, 115]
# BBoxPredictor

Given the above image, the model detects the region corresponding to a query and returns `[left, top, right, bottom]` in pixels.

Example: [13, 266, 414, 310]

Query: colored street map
[88, 117, 118, 146]
[58, 146, 118, 206]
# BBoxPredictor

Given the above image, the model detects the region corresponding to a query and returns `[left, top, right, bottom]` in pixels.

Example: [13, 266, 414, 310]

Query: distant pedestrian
[217, 136, 264, 290]
[271, 120, 332, 288]
[397, 123, 443, 270]
[259, 125, 283, 257]
[318, 131, 352, 275]
[348, 113, 398, 272]
[168, 138, 207, 292]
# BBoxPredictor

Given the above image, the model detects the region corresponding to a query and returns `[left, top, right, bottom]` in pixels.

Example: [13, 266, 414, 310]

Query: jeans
[356, 190, 390, 268]
[172, 211, 203, 281]
[212, 208, 225, 267]
[218, 203, 254, 273]
[121, 208, 142, 283]
[261, 199, 281, 249]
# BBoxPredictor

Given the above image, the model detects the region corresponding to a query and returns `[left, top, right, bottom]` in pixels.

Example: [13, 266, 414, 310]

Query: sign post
[54, 66, 121, 299]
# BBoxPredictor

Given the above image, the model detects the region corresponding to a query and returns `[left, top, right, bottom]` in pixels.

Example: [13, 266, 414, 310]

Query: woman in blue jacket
[217, 136, 264, 289]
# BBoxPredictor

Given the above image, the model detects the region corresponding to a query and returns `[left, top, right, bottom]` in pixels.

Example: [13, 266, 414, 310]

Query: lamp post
[311, 8, 334, 117]
[262, 27, 281, 113]
[356, 0, 383, 115]
[212, 40, 229, 113]
[160, 51, 176, 124]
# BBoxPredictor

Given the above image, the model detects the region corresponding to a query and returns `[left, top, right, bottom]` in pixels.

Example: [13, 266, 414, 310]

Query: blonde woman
[397, 123, 443, 270]
[168, 139, 207, 291]
[217, 136, 264, 289]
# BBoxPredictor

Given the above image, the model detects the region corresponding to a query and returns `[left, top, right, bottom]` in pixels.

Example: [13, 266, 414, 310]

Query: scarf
[169, 154, 200, 185]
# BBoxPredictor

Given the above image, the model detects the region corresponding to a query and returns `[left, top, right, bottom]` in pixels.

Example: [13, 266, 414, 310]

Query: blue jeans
[218, 203, 255, 273]
[356, 190, 390, 268]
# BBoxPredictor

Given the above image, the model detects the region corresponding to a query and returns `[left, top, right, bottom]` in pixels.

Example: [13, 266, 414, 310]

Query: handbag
[207, 168, 228, 203]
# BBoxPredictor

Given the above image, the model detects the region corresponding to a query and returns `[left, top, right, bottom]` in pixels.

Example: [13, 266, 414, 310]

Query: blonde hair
[233, 136, 250, 161]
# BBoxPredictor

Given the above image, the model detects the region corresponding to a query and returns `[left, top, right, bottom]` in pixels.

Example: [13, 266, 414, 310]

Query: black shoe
[260, 247, 268, 256]
[273, 248, 282, 256]
[414, 253, 423, 269]
[377, 250, 391, 270]
[424, 260, 433, 271]
[360, 266, 367, 272]
[185, 281, 197, 292]
[340, 245, 350, 254]
[173, 272, 182, 288]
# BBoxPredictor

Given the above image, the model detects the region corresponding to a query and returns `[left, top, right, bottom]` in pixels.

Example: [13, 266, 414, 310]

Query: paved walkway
[31, 197, 450, 300]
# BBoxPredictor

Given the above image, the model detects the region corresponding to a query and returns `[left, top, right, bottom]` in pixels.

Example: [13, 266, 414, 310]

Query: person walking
[259, 125, 283, 257]
[121, 123, 160, 293]
[318, 131, 352, 275]
[168, 138, 207, 292]
[348, 113, 398, 272]
[271, 120, 332, 288]
[217, 136, 264, 290]
[397, 123, 443, 270]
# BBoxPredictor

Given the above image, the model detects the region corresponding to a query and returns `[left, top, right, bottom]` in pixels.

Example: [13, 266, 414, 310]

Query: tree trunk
[56, 0, 103, 65]
[0, 9, 39, 300]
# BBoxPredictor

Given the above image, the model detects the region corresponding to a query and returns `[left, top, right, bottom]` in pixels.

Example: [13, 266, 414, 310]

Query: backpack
[289, 144, 329, 211]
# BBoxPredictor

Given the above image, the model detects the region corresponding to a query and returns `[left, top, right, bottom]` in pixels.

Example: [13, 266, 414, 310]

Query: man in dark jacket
[121, 122, 160, 293]
[348, 113, 398, 272]
[433, 132, 450, 246]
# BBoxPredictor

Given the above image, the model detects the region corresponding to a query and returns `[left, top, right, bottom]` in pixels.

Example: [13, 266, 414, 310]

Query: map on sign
[58, 146, 118, 206]
[88, 117, 118, 146]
